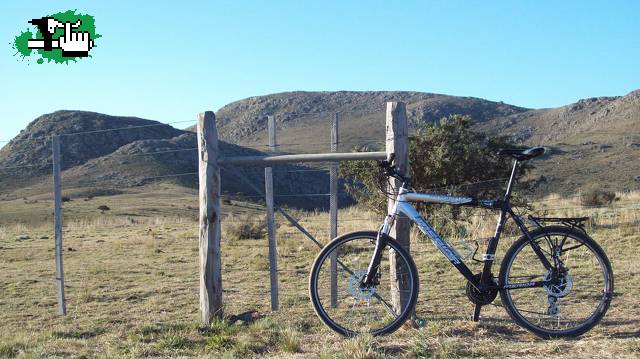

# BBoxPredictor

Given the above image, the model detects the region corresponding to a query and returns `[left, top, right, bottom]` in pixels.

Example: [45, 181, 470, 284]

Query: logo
[414, 216, 462, 264]
[12, 10, 100, 64]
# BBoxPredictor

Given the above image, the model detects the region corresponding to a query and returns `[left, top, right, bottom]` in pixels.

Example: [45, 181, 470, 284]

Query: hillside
[481, 90, 640, 193]
[0, 111, 334, 209]
[188, 91, 529, 152]
[481, 90, 640, 142]
[2, 88, 639, 204]
[0, 111, 184, 176]
[188, 90, 640, 194]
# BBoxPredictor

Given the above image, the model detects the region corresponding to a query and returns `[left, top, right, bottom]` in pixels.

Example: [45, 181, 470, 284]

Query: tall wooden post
[197, 111, 223, 324]
[329, 112, 339, 307]
[52, 135, 66, 315]
[265, 115, 279, 311]
[385, 102, 411, 313]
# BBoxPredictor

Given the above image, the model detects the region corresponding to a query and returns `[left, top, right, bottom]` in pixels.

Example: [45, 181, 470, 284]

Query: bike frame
[363, 160, 554, 293]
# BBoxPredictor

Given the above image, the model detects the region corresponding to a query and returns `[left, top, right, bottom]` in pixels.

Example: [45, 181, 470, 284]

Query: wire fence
[1, 110, 639, 322]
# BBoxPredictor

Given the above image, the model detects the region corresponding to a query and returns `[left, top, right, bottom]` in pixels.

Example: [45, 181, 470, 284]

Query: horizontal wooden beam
[218, 151, 386, 165]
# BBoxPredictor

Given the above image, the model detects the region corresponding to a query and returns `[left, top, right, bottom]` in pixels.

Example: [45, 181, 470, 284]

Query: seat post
[503, 160, 519, 202]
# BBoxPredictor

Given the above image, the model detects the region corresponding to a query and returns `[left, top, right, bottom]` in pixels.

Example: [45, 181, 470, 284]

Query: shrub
[61, 196, 72, 202]
[340, 115, 530, 229]
[97, 205, 111, 214]
[580, 186, 616, 207]
[224, 216, 266, 240]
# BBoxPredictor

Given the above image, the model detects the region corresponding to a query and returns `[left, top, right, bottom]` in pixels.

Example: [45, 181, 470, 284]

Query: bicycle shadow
[598, 319, 640, 339]
[412, 314, 640, 341]
[417, 314, 524, 338]
[477, 318, 523, 337]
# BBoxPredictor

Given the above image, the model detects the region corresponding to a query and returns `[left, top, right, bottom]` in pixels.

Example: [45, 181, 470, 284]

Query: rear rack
[528, 215, 589, 233]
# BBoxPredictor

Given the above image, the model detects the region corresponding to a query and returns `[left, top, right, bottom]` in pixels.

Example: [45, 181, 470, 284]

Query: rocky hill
[480, 90, 640, 193]
[186, 90, 640, 194]
[188, 91, 529, 152]
[0, 111, 184, 177]
[481, 90, 640, 143]
[0, 111, 334, 208]
[2, 88, 639, 205]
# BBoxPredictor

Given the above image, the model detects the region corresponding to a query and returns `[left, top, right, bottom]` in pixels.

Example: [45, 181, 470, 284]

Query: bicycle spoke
[310, 233, 417, 336]
[501, 230, 612, 337]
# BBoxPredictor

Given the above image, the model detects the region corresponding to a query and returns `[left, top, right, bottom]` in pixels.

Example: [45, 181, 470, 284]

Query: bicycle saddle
[496, 146, 545, 161]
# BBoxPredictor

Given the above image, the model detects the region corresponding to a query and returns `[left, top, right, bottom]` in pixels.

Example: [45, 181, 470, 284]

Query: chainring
[465, 273, 498, 305]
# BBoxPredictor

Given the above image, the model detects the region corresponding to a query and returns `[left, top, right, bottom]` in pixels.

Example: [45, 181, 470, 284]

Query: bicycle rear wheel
[499, 226, 613, 338]
[309, 231, 419, 336]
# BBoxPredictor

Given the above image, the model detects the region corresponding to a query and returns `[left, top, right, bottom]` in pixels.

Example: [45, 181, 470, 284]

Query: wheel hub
[543, 270, 573, 298]
[347, 270, 376, 300]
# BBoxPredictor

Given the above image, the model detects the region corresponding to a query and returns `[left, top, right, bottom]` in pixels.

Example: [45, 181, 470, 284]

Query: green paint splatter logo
[12, 10, 100, 64]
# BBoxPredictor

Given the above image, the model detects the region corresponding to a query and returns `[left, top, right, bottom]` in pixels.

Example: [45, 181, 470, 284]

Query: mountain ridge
[0, 110, 336, 208]
[1, 89, 638, 202]
[188, 90, 530, 144]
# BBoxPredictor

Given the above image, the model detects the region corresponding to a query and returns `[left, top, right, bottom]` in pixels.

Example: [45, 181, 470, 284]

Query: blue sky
[1, 0, 639, 141]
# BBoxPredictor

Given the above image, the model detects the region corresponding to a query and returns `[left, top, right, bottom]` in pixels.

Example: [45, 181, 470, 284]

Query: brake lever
[378, 153, 396, 171]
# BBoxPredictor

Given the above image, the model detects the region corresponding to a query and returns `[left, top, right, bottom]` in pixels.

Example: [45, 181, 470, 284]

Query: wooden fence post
[52, 135, 66, 315]
[329, 112, 339, 307]
[265, 115, 279, 311]
[198, 111, 223, 324]
[385, 102, 411, 313]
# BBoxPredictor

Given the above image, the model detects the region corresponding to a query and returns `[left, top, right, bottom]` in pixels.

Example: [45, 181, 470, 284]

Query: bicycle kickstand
[472, 303, 482, 322]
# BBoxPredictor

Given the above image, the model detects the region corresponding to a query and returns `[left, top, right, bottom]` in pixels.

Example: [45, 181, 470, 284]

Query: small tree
[97, 205, 110, 214]
[340, 115, 530, 233]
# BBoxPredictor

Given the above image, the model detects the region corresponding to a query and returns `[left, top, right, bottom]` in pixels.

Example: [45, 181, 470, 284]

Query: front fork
[361, 214, 395, 286]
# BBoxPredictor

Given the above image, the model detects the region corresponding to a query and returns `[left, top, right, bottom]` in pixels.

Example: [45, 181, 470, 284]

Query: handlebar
[378, 153, 396, 175]
[377, 153, 410, 185]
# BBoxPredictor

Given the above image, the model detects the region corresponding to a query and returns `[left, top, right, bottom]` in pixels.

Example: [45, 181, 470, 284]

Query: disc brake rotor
[543, 271, 573, 298]
[347, 270, 376, 300]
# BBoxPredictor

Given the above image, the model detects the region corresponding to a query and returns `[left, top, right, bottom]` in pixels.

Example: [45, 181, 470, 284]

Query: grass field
[1, 185, 639, 358]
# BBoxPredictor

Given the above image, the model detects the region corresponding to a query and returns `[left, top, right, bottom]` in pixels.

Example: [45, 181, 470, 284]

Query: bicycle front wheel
[309, 231, 419, 336]
[499, 226, 613, 338]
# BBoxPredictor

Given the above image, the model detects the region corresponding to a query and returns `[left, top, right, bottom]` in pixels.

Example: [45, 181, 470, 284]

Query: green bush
[340, 114, 529, 216]
[224, 216, 267, 240]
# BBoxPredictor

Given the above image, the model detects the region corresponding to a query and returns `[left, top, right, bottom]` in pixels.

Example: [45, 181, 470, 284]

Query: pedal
[414, 317, 428, 328]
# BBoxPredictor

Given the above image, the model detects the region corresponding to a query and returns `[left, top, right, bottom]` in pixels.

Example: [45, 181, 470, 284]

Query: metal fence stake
[329, 112, 339, 307]
[52, 135, 66, 315]
[265, 115, 279, 311]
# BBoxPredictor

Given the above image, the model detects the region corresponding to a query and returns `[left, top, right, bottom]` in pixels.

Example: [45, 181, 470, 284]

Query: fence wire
[2, 111, 640, 323]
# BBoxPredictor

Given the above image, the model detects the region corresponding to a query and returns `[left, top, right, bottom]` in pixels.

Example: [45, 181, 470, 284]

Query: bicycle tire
[309, 231, 419, 336]
[499, 225, 613, 338]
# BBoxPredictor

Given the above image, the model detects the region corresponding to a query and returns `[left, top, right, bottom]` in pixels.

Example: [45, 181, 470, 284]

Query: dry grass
[0, 187, 638, 358]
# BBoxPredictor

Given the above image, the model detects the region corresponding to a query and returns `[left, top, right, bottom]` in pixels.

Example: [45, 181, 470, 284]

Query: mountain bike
[309, 147, 613, 338]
